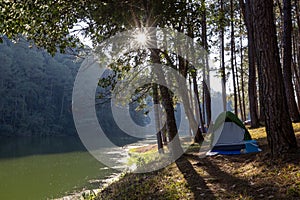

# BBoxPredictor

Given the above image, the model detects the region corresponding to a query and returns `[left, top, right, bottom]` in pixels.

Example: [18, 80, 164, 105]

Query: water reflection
[0, 136, 86, 159]
[0, 136, 117, 200]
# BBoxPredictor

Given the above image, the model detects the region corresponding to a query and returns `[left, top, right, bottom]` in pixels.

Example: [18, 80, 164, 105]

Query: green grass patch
[93, 123, 300, 200]
[248, 123, 300, 140]
[127, 146, 163, 168]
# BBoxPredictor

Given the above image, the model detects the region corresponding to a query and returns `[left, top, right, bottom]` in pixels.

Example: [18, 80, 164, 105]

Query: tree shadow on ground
[175, 156, 216, 199]
[185, 153, 291, 199]
[199, 158, 260, 198]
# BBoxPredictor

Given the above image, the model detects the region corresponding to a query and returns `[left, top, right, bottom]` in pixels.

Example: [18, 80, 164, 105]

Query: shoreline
[84, 125, 300, 199]
[55, 171, 126, 200]
[55, 137, 190, 199]
[55, 143, 139, 200]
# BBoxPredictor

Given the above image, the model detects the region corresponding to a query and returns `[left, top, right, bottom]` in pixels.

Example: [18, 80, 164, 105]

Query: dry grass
[93, 124, 300, 200]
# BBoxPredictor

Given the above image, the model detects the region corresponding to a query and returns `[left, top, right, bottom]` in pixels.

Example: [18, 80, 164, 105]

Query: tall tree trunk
[235, 53, 244, 120]
[150, 47, 183, 157]
[201, 0, 211, 91]
[231, 0, 238, 116]
[240, 35, 247, 121]
[202, 87, 206, 125]
[250, 0, 298, 157]
[203, 81, 211, 126]
[201, 0, 210, 92]
[180, 24, 204, 144]
[159, 83, 184, 158]
[188, 77, 195, 136]
[161, 48, 204, 144]
[152, 83, 164, 154]
[200, 0, 211, 128]
[282, 0, 300, 122]
[292, 62, 300, 111]
[192, 70, 206, 133]
[220, 0, 227, 111]
[276, 0, 284, 60]
[292, 31, 300, 110]
[188, 77, 196, 122]
[296, 0, 300, 58]
[257, 50, 265, 124]
[296, 0, 300, 103]
[153, 53, 183, 157]
[177, 56, 204, 144]
[296, 0, 300, 36]
[240, 0, 260, 128]
[145, 3, 182, 156]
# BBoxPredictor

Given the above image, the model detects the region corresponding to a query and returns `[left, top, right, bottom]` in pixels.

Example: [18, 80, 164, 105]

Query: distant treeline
[0, 37, 228, 141]
[0, 38, 149, 140]
[0, 37, 80, 136]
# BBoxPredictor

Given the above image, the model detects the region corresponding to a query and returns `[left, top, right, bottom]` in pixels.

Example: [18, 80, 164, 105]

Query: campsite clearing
[94, 123, 300, 200]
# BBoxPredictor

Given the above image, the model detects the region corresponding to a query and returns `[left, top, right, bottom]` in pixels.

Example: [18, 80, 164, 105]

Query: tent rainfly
[207, 111, 261, 155]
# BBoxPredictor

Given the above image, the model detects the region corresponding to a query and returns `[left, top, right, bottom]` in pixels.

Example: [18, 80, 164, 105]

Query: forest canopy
[1, 0, 300, 157]
[0, 37, 79, 136]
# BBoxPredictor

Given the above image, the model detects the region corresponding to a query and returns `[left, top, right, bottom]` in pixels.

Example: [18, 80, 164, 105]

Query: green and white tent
[208, 111, 260, 154]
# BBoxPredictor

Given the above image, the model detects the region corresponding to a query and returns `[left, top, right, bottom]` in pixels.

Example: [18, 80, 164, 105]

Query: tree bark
[192, 70, 206, 133]
[257, 50, 265, 124]
[250, 0, 298, 157]
[145, 4, 182, 156]
[203, 81, 211, 126]
[296, 0, 300, 36]
[201, 0, 211, 90]
[240, 35, 247, 121]
[152, 83, 164, 154]
[178, 24, 204, 144]
[292, 62, 300, 111]
[282, 0, 300, 122]
[177, 57, 204, 144]
[150, 47, 184, 158]
[220, 0, 227, 112]
[292, 0, 300, 109]
[235, 52, 244, 121]
[292, 33, 300, 110]
[240, 0, 260, 128]
[188, 77, 195, 136]
[201, 0, 211, 125]
[231, 0, 238, 116]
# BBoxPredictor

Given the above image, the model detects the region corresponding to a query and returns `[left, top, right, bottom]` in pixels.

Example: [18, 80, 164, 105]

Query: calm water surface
[0, 136, 117, 200]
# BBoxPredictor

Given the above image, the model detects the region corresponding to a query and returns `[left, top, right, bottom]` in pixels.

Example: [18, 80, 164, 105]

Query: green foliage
[127, 147, 162, 169]
[0, 37, 81, 136]
[0, 0, 209, 55]
[82, 190, 97, 200]
[287, 185, 300, 197]
[0, 0, 83, 55]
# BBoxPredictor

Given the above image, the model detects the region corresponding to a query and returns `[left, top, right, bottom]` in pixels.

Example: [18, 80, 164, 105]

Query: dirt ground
[95, 130, 300, 200]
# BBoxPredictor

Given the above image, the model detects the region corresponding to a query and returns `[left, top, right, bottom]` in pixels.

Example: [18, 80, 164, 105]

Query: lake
[0, 136, 119, 200]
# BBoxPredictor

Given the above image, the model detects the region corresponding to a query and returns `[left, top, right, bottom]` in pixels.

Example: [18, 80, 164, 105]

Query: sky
[74, 24, 226, 95]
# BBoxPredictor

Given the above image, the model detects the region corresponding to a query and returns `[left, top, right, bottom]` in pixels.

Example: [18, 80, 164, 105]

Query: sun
[134, 31, 148, 46]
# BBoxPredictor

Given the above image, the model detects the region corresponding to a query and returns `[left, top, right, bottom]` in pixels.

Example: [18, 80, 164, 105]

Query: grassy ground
[93, 124, 300, 200]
